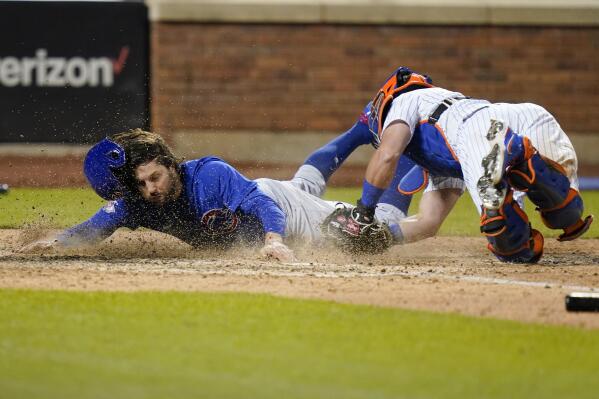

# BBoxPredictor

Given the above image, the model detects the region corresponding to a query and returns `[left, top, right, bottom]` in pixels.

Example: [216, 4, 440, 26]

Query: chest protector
[404, 123, 463, 178]
[369, 67, 463, 181]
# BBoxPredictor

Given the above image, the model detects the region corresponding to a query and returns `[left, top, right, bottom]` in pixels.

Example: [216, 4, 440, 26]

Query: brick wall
[151, 23, 599, 136]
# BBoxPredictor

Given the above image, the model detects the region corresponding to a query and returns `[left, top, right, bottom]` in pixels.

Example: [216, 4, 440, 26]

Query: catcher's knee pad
[507, 153, 593, 241]
[480, 191, 544, 263]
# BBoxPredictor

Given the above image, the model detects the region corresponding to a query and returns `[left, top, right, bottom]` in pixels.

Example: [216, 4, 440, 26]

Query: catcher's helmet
[83, 138, 127, 200]
[368, 67, 433, 147]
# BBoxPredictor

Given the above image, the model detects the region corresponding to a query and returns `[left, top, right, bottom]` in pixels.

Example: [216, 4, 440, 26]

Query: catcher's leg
[477, 119, 534, 209]
[477, 119, 592, 241]
[476, 120, 542, 263]
[507, 153, 593, 241]
[480, 190, 544, 263]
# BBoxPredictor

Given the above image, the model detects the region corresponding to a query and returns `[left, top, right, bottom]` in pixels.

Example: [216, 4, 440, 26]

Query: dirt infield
[1, 229, 598, 329]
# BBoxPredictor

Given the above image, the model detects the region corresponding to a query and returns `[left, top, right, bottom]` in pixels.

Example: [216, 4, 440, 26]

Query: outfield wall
[148, 0, 599, 179]
[2, 0, 598, 187]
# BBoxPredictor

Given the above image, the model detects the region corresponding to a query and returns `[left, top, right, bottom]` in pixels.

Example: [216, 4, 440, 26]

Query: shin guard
[480, 191, 544, 263]
[507, 153, 593, 241]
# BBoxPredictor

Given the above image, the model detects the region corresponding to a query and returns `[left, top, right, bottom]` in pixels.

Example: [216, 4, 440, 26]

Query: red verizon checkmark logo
[112, 46, 130, 75]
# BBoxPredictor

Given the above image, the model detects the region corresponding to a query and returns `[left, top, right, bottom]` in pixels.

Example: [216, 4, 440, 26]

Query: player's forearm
[20, 225, 108, 253]
[361, 122, 411, 208]
[398, 188, 461, 243]
[56, 220, 115, 246]
[360, 145, 402, 210]
[398, 216, 439, 243]
[365, 148, 400, 188]
[240, 189, 287, 236]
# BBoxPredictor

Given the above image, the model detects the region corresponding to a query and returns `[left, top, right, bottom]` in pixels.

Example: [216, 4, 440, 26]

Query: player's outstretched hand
[18, 237, 62, 254]
[260, 232, 296, 262]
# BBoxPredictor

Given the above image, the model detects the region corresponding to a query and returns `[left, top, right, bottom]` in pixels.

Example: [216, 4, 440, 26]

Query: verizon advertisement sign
[0, 2, 148, 143]
[0, 48, 129, 88]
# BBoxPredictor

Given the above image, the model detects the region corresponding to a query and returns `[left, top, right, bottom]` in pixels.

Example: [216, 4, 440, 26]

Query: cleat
[478, 119, 509, 210]
[477, 176, 507, 210]
[481, 143, 504, 185]
[484, 119, 508, 185]
[486, 119, 505, 141]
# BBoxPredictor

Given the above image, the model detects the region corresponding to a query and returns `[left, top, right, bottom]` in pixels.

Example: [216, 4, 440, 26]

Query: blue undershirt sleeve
[238, 187, 286, 236]
[56, 199, 129, 246]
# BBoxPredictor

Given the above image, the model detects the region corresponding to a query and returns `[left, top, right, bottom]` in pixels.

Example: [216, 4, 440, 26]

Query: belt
[428, 96, 469, 125]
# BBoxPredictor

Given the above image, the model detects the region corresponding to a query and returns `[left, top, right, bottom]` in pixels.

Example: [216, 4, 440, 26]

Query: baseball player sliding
[324, 66, 593, 263]
[20, 113, 421, 260]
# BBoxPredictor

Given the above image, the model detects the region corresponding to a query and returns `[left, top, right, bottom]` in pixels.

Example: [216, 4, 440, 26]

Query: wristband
[360, 180, 385, 209]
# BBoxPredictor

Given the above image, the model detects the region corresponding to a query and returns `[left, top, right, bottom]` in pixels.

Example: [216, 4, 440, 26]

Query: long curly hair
[109, 128, 182, 194]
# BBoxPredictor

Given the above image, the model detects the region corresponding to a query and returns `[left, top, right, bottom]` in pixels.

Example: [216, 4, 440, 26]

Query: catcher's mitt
[321, 204, 393, 254]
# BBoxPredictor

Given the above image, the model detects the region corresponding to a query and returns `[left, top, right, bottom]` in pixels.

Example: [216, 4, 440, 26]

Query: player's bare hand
[260, 233, 297, 262]
[260, 241, 296, 262]
[18, 238, 62, 254]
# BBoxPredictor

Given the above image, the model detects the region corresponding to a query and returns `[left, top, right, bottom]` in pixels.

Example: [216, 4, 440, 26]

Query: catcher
[20, 114, 424, 260]
[322, 66, 593, 263]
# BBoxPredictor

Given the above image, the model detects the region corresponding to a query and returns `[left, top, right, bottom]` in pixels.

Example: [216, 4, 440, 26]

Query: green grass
[0, 188, 104, 229]
[3, 187, 597, 238]
[1, 189, 598, 397]
[1, 289, 599, 399]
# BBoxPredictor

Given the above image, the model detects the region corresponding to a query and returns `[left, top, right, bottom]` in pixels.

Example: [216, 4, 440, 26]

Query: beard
[163, 168, 182, 202]
[146, 168, 182, 206]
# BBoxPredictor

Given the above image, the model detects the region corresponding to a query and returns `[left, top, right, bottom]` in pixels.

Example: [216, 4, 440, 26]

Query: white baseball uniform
[256, 165, 405, 243]
[382, 87, 579, 212]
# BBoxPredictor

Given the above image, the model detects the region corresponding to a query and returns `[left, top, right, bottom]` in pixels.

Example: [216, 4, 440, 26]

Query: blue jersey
[58, 157, 286, 249]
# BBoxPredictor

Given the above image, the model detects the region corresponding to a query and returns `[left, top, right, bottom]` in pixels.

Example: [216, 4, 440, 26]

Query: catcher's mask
[368, 67, 433, 147]
[84, 138, 127, 200]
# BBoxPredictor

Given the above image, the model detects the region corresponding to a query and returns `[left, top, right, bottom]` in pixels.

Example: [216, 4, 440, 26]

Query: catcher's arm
[320, 121, 411, 254]
[364, 121, 412, 193]
[399, 188, 461, 243]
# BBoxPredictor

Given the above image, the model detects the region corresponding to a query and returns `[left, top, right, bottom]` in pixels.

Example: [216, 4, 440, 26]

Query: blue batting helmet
[83, 138, 127, 200]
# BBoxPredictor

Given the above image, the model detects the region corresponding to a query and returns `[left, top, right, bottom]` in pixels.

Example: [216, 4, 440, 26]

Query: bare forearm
[360, 121, 412, 208]
[398, 216, 439, 243]
[399, 188, 462, 243]
[365, 148, 400, 188]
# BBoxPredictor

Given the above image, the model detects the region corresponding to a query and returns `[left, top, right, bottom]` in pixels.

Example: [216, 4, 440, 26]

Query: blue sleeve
[238, 186, 286, 235]
[194, 161, 286, 235]
[56, 199, 129, 246]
